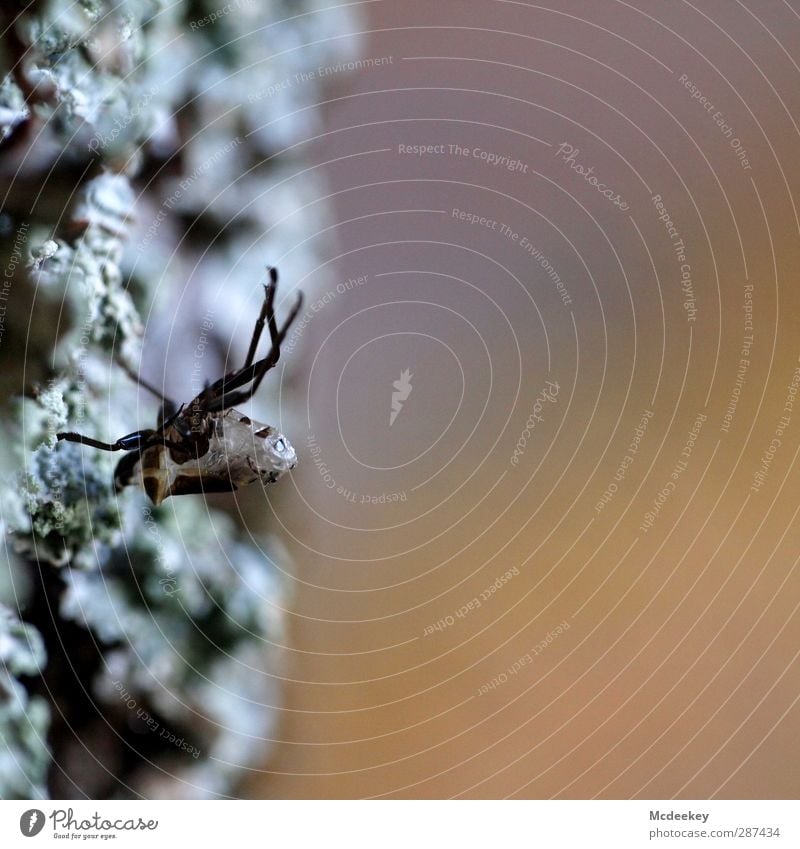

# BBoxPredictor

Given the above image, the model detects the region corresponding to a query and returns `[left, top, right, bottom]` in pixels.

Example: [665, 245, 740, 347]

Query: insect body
[58, 267, 302, 506]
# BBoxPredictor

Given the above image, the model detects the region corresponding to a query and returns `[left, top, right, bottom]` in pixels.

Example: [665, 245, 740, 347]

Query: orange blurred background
[242, 0, 800, 799]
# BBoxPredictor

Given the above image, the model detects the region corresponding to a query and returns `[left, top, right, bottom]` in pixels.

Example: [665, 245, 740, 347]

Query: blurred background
[2, 0, 800, 799]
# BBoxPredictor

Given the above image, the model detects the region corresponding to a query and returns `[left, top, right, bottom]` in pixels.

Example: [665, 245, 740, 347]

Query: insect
[57, 267, 303, 506]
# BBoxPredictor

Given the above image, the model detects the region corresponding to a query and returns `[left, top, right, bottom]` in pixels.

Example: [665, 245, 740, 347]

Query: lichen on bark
[1, 0, 358, 798]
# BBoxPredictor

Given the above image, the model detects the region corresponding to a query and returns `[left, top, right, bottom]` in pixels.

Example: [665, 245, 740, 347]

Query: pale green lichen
[0, 606, 50, 800]
[8, 370, 122, 570]
[0, 73, 29, 142]
[18, 440, 120, 569]
[33, 173, 143, 367]
[2, 0, 360, 800]
[8, 0, 174, 173]
[62, 496, 286, 796]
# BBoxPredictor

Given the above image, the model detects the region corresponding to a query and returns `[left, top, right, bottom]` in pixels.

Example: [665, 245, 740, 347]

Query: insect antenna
[118, 360, 179, 423]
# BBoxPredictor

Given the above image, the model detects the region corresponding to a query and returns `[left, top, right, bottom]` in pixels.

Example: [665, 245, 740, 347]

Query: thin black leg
[213, 291, 303, 410]
[57, 429, 158, 452]
[243, 290, 303, 398]
[243, 266, 279, 370]
[57, 429, 185, 453]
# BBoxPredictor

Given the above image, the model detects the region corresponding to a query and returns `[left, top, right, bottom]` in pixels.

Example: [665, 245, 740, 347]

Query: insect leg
[198, 290, 302, 412]
[57, 429, 186, 453]
[57, 429, 158, 452]
[113, 450, 141, 492]
[215, 290, 304, 409]
[243, 266, 279, 370]
[196, 287, 277, 402]
[244, 290, 303, 395]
